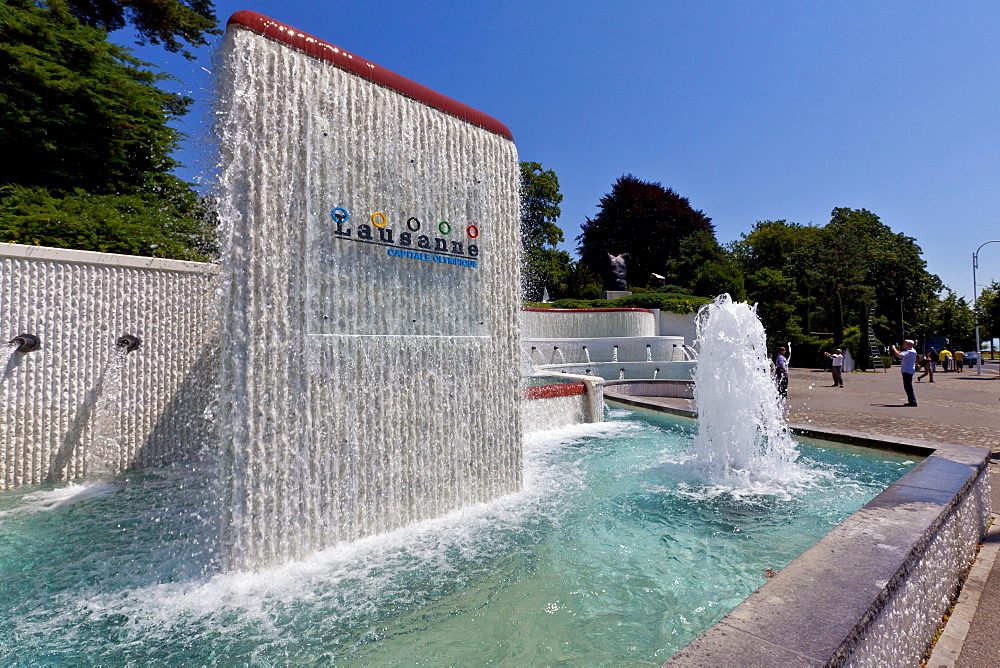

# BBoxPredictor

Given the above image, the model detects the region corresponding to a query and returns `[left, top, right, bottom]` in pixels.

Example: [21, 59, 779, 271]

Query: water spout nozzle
[9, 333, 40, 353]
[116, 334, 142, 354]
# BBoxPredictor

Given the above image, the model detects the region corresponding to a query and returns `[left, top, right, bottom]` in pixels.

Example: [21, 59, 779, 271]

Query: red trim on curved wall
[521, 307, 655, 315]
[227, 11, 513, 141]
[523, 382, 587, 400]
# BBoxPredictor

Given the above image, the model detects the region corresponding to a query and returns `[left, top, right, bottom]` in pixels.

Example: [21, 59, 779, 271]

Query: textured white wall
[521, 309, 657, 339]
[535, 361, 696, 381]
[0, 243, 218, 489]
[524, 337, 686, 365]
[659, 311, 698, 346]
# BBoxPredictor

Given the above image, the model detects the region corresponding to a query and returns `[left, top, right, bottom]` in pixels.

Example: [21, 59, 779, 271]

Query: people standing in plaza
[824, 348, 844, 387]
[890, 340, 918, 406]
[917, 350, 935, 383]
[774, 346, 789, 398]
[954, 349, 965, 372]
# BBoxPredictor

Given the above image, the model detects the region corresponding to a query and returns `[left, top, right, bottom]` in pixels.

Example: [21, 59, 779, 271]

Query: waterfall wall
[521, 308, 657, 339]
[216, 13, 522, 569]
[0, 243, 218, 489]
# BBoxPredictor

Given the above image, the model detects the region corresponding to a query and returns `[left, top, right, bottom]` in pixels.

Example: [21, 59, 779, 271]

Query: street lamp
[899, 294, 904, 341]
[973, 240, 1000, 375]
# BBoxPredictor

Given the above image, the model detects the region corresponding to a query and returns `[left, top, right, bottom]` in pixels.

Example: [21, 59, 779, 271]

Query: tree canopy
[976, 281, 1000, 347]
[520, 161, 575, 300]
[0, 0, 215, 260]
[732, 209, 948, 358]
[62, 0, 221, 58]
[1, 0, 188, 192]
[576, 175, 714, 288]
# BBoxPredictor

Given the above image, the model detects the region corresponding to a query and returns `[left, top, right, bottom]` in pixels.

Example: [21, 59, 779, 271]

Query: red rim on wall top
[226, 10, 514, 142]
[522, 382, 587, 400]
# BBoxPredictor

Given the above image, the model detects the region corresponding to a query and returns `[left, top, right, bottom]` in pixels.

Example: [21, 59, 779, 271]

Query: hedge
[548, 293, 711, 314]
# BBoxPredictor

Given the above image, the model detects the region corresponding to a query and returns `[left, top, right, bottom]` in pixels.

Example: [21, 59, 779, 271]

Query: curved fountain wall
[521, 381, 604, 431]
[526, 337, 686, 365]
[521, 308, 657, 338]
[522, 308, 696, 383]
[216, 13, 521, 569]
[0, 243, 218, 488]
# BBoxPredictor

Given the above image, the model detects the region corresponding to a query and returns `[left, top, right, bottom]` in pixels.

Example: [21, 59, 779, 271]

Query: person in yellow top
[939, 348, 952, 372]
[954, 349, 965, 372]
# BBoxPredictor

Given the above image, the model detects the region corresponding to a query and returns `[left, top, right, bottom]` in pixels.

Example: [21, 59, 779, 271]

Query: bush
[548, 293, 710, 314]
[0, 184, 216, 261]
[612, 293, 711, 313]
[549, 298, 612, 309]
[655, 284, 693, 295]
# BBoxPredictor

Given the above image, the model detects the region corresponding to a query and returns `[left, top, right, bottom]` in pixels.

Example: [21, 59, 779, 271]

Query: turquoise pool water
[0, 408, 917, 664]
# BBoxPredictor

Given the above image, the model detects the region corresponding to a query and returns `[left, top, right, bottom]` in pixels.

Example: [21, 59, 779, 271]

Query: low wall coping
[0, 242, 219, 275]
[522, 382, 587, 400]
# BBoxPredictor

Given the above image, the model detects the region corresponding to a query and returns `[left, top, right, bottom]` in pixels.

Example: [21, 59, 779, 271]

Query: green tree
[976, 281, 1000, 348]
[520, 161, 567, 300]
[0, 0, 214, 260]
[665, 230, 745, 299]
[826, 207, 940, 344]
[1, 0, 186, 192]
[929, 289, 975, 349]
[564, 261, 602, 300]
[731, 210, 942, 363]
[576, 175, 714, 288]
[732, 220, 823, 341]
[815, 226, 873, 348]
[744, 267, 801, 352]
[0, 184, 216, 260]
[63, 0, 220, 58]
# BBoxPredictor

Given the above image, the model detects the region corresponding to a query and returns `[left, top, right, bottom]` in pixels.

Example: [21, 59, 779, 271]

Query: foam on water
[0, 480, 118, 518]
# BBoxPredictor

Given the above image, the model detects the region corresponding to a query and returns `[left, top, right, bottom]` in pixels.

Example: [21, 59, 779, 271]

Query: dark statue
[605, 252, 629, 291]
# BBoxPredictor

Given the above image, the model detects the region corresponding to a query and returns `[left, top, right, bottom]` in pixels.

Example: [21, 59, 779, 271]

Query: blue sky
[122, 1, 1000, 303]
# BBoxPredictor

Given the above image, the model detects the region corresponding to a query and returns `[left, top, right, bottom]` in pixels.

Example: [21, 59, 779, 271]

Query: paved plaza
[785, 363, 1000, 456]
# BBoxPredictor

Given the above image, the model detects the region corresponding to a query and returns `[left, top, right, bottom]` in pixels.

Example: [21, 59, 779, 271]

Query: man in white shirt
[890, 340, 918, 407]
[824, 348, 844, 387]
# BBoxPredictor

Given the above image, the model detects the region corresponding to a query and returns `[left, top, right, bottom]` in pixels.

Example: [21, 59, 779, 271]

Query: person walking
[824, 348, 844, 387]
[917, 350, 935, 383]
[774, 346, 789, 398]
[954, 349, 965, 372]
[890, 340, 918, 406]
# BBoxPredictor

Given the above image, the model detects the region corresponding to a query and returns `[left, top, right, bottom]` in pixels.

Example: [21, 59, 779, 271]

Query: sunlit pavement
[785, 364, 1000, 454]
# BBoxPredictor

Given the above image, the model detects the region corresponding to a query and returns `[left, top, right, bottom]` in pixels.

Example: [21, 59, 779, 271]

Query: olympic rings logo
[330, 207, 480, 239]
